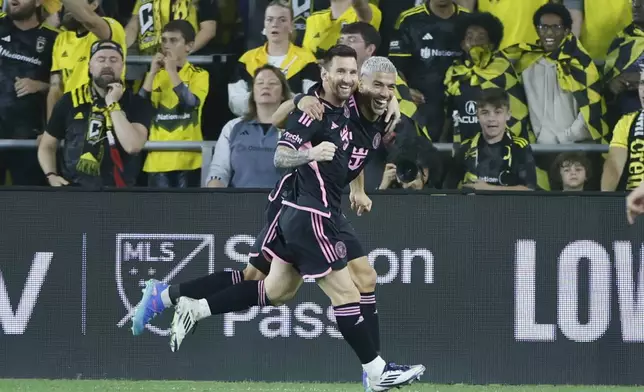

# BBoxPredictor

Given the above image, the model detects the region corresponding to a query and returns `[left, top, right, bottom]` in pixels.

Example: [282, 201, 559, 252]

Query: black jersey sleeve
[279, 109, 323, 150]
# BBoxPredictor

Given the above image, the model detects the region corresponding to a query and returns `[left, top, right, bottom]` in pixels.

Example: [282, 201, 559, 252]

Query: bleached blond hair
[360, 56, 397, 78]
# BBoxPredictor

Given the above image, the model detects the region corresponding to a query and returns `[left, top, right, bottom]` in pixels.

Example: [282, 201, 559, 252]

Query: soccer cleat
[369, 363, 426, 392]
[131, 279, 168, 336]
[169, 297, 200, 352]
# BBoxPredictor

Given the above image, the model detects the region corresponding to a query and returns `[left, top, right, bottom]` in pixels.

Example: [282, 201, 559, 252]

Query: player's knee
[243, 265, 266, 281]
[349, 258, 377, 293]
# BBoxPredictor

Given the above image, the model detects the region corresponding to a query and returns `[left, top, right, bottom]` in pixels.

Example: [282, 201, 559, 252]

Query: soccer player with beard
[38, 40, 151, 187]
[47, 0, 126, 120]
[169, 45, 423, 391]
[0, 0, 58, 185]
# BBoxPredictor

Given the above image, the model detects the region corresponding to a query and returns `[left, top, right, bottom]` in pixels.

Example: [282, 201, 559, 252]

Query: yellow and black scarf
[394, 76, 431, 141]
[73, 84, 126, 186]
[444, 46, 534, 144]
[604, 24, 644, 82]
[504, 34, 609, 144]
[138, 0, 199, 54]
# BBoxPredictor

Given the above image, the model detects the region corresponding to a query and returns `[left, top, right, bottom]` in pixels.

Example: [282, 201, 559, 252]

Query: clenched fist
[309, 141, 337, 162]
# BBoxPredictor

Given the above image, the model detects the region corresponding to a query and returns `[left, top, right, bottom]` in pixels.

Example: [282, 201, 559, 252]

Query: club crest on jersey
[334, 241, 347, 259]
[373, 133, 381, 149]
[36, 36, 46, 53]
[344, 105, 350, 118]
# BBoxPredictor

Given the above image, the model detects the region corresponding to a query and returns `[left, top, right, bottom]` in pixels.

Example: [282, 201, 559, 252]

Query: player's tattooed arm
[274, 145, 312, 168]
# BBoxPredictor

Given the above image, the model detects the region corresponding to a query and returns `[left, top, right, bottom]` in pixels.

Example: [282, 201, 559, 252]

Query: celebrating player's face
[253, 69, 283, 105]
[323, 56, 358, 101]
[477, 103, 510, 139]
[89, 49, 123, 88]
[264, 5, 292, 43]
[359, 72, 396, 117]
[7, 0, 40, 21]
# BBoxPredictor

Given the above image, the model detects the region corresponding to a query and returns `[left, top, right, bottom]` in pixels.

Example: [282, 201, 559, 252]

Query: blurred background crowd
[0, 0, 642, 192]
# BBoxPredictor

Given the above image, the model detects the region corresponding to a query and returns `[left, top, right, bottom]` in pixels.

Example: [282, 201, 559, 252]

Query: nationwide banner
[0, 190, 643, 385]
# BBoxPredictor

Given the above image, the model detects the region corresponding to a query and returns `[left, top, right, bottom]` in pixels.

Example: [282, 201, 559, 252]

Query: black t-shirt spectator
[0, 14, 57, 139]
[389, 2, 468, 137]
[445, 132, 537, 190]
[47, 86, 153, 188]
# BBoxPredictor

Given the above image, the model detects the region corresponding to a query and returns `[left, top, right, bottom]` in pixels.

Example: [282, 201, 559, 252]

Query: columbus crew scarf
[504, 34, 609, 144]
[604, 24, 644, 82]
[444, 46, 534, 144]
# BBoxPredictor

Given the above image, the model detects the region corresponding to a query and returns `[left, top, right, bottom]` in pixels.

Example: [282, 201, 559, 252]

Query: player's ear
[186, 40, 195, 54]
[505, 107, 512, 122]
[320, 66, 328, 82]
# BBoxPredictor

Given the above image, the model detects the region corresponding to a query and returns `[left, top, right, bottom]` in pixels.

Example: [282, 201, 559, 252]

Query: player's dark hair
[549, 152, 592, 189]
[245, 64, 292, 122]
[341, 22, 382, 51]
[476, 88, 510, 109]
[533, 3, 573, 30]
[321, 45, 358, 69]
[163, 20, 196, 43]
[457, 12, 504, 51]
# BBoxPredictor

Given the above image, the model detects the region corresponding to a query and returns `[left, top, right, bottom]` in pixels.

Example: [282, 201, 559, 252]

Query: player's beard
[7, 2, 38, 21]
[332, 79, 355, 102]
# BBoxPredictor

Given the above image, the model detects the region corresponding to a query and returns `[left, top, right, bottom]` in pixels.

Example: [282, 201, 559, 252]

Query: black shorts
[262, 206, 366, 279]
[248, 224, 271, 276]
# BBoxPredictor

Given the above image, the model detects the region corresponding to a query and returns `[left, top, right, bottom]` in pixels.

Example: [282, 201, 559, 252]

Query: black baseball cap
[90, 39, 124, 59]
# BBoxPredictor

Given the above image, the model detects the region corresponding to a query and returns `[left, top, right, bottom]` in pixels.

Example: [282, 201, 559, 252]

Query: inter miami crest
[115, 233, 214, 336]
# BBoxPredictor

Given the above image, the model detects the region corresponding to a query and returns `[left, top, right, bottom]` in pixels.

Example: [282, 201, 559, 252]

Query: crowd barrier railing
[0, 140, 608, 186]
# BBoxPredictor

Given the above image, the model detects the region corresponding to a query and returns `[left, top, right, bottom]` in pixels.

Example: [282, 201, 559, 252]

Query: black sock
[205, 280, 271, 315]
[169, 270, 243, 305]
[334, 303, 378, 364]
[360, 292, 380, 353]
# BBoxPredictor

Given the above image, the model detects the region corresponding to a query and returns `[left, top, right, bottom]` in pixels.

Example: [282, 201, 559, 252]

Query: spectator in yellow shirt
[47, 0, 127, 119]
[564, 0, 632, 61]
[140, 20, 209, 188]
[302, 0, 381, 58]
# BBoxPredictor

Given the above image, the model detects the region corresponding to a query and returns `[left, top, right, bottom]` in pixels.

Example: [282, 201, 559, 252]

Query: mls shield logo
[115, 233, 215, 336]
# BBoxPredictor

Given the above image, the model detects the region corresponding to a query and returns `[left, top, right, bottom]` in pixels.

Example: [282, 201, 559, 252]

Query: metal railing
[0, 140, 608, 187]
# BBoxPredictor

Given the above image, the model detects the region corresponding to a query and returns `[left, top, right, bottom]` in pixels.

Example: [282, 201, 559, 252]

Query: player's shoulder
[287, 109, 321, 129]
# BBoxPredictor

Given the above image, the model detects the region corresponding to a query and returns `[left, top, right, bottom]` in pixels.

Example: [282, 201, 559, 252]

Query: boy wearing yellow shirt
[140, 20, 209, 188]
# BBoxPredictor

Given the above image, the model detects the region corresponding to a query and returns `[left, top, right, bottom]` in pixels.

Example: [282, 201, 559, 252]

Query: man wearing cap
[0, 0, 59, 185]
[47, 0, 127, 120]
[38, 40, 152, 188]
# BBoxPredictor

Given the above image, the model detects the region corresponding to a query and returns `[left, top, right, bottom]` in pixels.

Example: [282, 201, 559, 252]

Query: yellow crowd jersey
[581, 0, 631, 60]
[144, 62, 209, 172]
[477, 0, 548, 49]
[610, 110, 644, 190]
[239, 43, 317, 81]
[51, 17, 127, 93]
[132, 0, 200, 54]
[302, 4, 382, 57]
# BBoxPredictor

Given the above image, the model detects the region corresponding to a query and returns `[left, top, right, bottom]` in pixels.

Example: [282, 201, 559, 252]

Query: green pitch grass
[0, 380, 641, 392]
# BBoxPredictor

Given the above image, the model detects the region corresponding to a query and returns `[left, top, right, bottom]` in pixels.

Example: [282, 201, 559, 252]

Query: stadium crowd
[0, 0, 642, 192]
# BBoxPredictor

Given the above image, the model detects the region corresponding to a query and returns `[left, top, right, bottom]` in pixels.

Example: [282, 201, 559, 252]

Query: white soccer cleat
[169, 297, 200, 352]
[369, 363, 426, 391]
